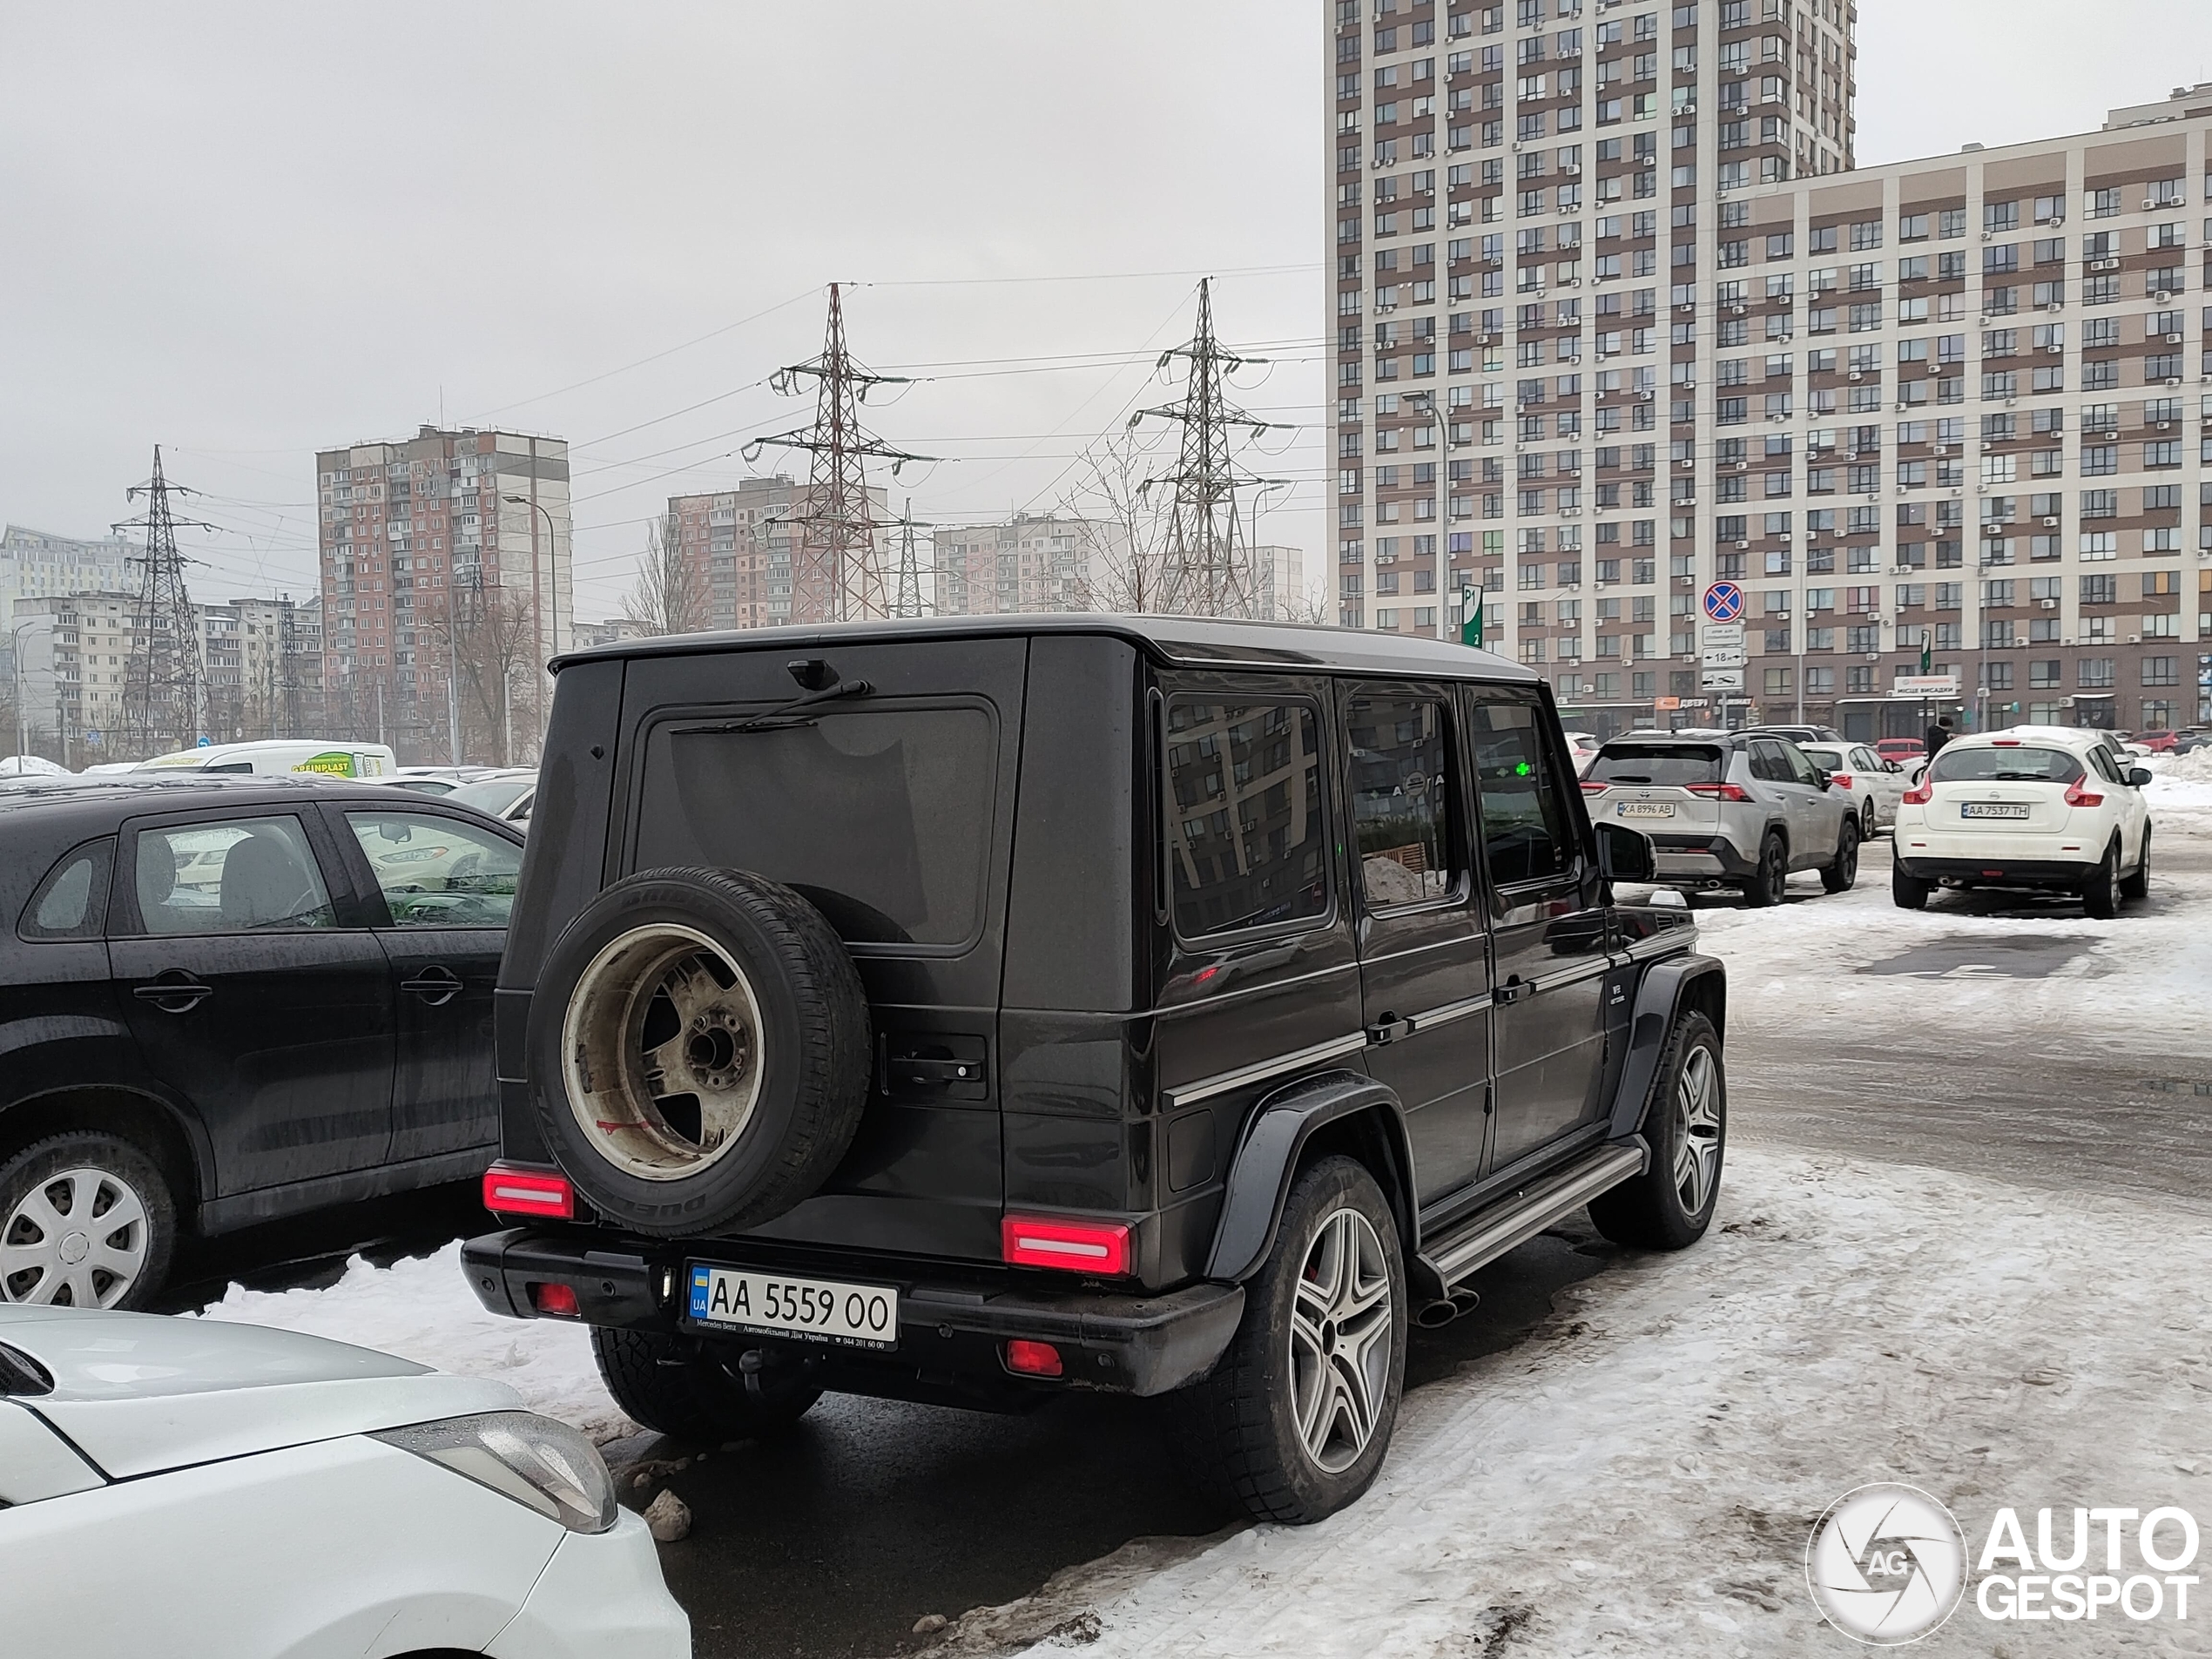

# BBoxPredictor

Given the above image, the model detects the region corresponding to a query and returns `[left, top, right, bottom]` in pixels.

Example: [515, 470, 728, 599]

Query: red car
[1875, 738, 1926, 765]
[2135, 730, 2180, 753]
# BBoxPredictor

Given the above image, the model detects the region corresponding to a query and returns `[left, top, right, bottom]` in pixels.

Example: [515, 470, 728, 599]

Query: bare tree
[425, 583, 542, 766]
[1059, 432, 1177, 614]
[624, 508, 711, 637]
[1275, 575, 1333, 626]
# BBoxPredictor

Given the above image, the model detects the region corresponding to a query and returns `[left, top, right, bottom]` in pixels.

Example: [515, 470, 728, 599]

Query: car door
[1341, 681, 1493, 1203]
[331, 803, 522, 1163]
[1748, 738, 1810, 863]
[1466, 685, 1611, 1172]
[1779, 737, 1844, 862]
[109, 808, 394, 1194]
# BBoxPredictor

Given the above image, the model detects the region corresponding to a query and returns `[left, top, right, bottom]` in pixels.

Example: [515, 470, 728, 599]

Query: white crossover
[0, 1307, 688, 1659]
[1891, 728, 2153, 916]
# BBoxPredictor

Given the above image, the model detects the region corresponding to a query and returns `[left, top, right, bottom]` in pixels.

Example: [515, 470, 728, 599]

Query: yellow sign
[292, 751, 358, 777]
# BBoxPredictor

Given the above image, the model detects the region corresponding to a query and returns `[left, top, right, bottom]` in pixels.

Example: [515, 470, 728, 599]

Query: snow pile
[193, 1242, 636, 1443]
[984, 1148, 2212, 1658]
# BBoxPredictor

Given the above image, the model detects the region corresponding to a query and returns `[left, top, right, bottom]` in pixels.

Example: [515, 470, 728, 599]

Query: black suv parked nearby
[466, 617, 1728, 1522]
[1, 775, 523, 1308]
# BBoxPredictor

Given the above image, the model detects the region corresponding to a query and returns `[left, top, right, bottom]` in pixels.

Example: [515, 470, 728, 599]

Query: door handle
[1496, 976, 1534, 1005]
[400, 966, 464, 1007]
[1365, 1015, 1414, 1046]
[133, 978, 213, 1013]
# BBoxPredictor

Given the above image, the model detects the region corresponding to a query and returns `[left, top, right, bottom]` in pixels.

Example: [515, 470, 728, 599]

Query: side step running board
[1418, 1139, 1648, 1290]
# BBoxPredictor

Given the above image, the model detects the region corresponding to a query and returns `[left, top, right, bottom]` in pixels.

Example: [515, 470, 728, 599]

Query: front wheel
[1821, 817, 1860, 894]
[590, 1326, 820, 1443]
[1589, 1010, 1726, 1251]
[1173, 1156, 1406, 1525]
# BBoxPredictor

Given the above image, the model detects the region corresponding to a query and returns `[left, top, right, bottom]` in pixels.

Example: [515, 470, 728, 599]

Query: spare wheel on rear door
[528, 867, 872, 1236]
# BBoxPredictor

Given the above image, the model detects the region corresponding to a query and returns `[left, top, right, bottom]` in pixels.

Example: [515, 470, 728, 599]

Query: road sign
[1458, 586, 1484, 648]
[1700, 667, 1745, 691]
[1702, 581, 1746, 623]
[1892, 674, 1961, 698]
[1702, 646, 1748, 670]
[1701, 623, 1745, 648]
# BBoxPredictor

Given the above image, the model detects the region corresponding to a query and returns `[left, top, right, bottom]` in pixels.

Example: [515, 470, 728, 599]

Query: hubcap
[1672, 1045, 1723, 1217]
[562, 924, 767, 1181]
[1, 1167, 151, 1307]
[1288, 1206, 1394, 1474]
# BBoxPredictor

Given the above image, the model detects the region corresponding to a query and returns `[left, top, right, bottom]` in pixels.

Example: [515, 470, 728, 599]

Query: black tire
[1820, 817, 1859, 894]
[2120, 827, 2150, 901]
[1861, 802, 1878, 840]
[1892, 865, 1930, 910]
[1588, 1010, 1726, 1251]
[2081, 840, 2120, 920]
[529, 867, 872, 1238]
[1742, 833, 1788, 907]
[591, 1326, 820, 1442]
[0, 1131, 177, 1310]
[1172, 1156, 1406, 1525]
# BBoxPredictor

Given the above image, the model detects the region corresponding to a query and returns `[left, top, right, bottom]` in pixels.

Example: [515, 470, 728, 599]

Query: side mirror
[1885, 760, 1903, 773]
[1596, 819, 1656, 883]
[2129, 767, 2154, 788]
[1814, 770, 1833, 791]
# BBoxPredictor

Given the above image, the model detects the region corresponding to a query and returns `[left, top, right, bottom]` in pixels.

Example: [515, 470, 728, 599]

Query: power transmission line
[1129, 280, 1287, 620]
[117, 447, 217, 756]
[892, 497, 931, 618]
[745, 284, 934, 623]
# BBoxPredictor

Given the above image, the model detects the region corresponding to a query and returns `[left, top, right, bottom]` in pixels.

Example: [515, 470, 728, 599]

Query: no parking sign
[1703, 581, 1746, 624]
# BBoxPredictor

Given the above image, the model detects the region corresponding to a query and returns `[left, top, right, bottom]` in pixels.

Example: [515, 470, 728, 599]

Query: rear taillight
[1684, 782, 1752, 802]
[1902, 777, 1934, 806]
[1580, 779, 1610, 794]
[1004, 1339, 1063, 1377]
[1829, 772, 1853, 790]
[483, 1163, 574, 1220]
[2063, 779, 2104, 807]
[1001, 1215, 1133, 1276]
[529, 1281, 580, 1318]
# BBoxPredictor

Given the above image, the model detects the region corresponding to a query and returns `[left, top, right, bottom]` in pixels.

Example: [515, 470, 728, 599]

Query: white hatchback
[1798, 741, 1907, 835]
[1891, 729, 2153, 916]
[0, 1308, 688, 1659]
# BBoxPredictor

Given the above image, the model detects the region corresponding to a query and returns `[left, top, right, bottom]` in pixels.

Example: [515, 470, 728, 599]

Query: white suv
[1892, 729, 2153, 916]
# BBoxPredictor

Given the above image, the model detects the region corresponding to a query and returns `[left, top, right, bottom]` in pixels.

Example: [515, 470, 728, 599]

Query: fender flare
[1605, 953, 1727, 1141]
[1203, 1069, 1415, 1285]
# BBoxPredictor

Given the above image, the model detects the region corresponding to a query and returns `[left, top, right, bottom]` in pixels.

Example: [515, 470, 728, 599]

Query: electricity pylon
[117, 447, 214, 756]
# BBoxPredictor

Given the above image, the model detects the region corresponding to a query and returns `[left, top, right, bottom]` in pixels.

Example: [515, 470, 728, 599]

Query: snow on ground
[969, 1146, 2212, 1658]
[192, 1243, 637, 1443]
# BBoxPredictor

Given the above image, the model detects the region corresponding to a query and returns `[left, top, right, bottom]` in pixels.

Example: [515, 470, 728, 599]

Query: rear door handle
[400, 966, 464, 1007]
[1497, 976, 1534, 1005]
[133, 980, 213, 1013]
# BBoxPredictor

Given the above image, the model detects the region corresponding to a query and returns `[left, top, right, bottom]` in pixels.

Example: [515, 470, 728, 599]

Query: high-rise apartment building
[664, 476, 889, 631]
[1332, 3, 2212, 738]
[931, 513, 1113, 615]
[315, 427, 570, 750]
[0, 524, 133, 632]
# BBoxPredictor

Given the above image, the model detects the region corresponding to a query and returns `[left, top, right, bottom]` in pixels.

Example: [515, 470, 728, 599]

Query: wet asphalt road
[185, 831, 2211, 1658]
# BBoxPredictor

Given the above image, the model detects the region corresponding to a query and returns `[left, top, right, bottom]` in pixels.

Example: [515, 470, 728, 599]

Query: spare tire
[528, 867, 872, 1237]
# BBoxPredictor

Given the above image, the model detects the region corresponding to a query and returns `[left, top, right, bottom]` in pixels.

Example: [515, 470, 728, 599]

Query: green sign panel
[1459, 587, 1484, 649]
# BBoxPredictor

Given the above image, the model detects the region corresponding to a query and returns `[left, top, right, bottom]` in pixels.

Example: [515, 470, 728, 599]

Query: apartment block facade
[1331, 3, 2212, 738]
[0, 524, 133, 633]
[931, 513, 1110, 615]
[665, 476, 891, 631]
[315, 427, 570, 750]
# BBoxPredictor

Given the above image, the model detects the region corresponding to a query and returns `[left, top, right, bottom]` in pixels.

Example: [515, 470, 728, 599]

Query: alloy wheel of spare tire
[529, 867, 872, 1237]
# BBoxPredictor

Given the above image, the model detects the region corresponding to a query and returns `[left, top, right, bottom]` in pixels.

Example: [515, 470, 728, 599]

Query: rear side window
[1802, 746, 1847, 771]
[1588, 744, 1724, 786]
[1748, 739, 1792, 783]
[1345, 690, 1455, 908]
[1166, 698, 1328, 939]
[1467, 691, 1576, 887]
[635, 705, 995, 948]
[1931, 745, 2085, 785]
[19, 840, 113, 941]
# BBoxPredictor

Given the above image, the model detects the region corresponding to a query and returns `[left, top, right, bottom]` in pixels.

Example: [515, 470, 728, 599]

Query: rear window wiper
[675, 673, 874, 737]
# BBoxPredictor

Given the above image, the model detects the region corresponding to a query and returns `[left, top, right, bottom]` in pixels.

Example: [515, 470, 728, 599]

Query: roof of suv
[550, 612, 1539, 683]
[0, 773, 511, 838]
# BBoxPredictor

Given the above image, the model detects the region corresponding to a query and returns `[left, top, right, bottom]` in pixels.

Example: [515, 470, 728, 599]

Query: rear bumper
[462, 1227, 1244, 1401]
[1649, 833, 1760, 882]
[1893, 853, 2099, 889]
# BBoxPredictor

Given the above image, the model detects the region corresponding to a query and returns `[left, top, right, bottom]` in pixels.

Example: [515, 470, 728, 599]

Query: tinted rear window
[635, 705, 995, 947]
[1931, 745, 2084, 785]
[1588, 744, 1725, 787]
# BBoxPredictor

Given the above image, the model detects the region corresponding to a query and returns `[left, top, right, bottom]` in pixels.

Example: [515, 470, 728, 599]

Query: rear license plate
[685, 1264, 899, 1350]
[1618, 802, 1676, 819]
[1960, 803, 2030, 819]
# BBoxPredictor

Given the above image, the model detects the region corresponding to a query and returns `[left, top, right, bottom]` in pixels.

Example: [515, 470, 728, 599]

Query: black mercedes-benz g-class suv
[464, 616, 1726, 1522]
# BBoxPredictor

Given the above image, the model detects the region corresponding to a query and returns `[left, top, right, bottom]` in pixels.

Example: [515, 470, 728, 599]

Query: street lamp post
[504, 494, 560, 741]
[10, 621, 38, 760]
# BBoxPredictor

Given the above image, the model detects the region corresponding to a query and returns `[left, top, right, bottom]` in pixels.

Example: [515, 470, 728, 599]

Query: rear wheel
[590, 1326, 820, 1443]
[1892, 866, 1930, 911]
[0, 1132, 176, 1310]
[1860, 801, 1878, 840]
[2120, 827, 2150, 902]
[2081, 840, 2121, 920]
[1820, 818, 1860, 894]
[1173, 1156, 1406, 1525]
[1742, 833, 1788, 907]
[1589, 1010, 1725, 1251]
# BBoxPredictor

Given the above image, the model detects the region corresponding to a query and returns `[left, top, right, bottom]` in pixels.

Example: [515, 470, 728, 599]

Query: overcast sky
[3, 3, 2210, 622]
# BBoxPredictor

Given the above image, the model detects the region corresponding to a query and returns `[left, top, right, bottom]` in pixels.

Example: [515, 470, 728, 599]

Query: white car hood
[0, 1306, 520, 1480]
